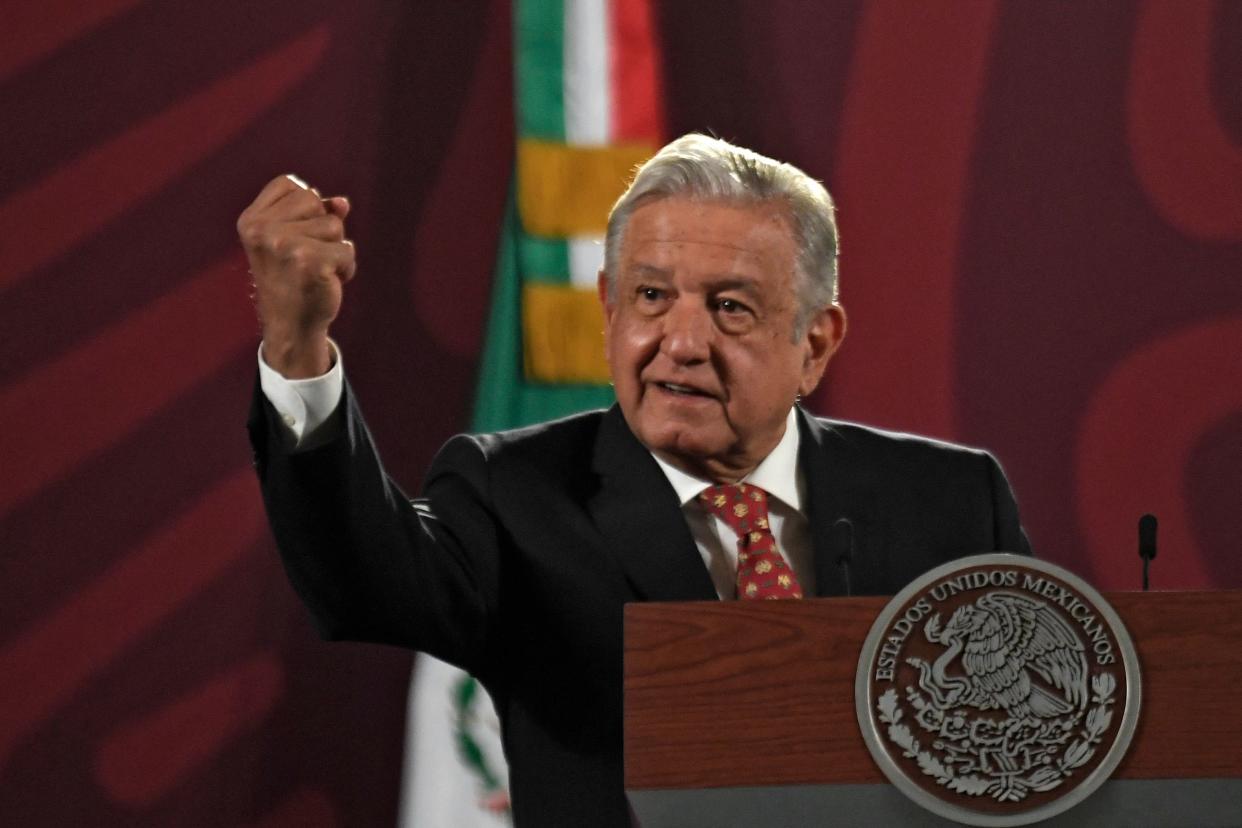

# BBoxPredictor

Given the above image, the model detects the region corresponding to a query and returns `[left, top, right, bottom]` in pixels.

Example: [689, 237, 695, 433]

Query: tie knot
[698, 483, 771, 535]
[698, 483, 801, 600]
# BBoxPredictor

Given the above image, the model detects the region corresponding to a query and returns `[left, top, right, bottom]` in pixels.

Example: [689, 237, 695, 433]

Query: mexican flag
[399, 0, 664, 823]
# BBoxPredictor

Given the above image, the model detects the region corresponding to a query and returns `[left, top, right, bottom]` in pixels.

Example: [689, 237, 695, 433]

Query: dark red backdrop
[2, 1, 1239, 824]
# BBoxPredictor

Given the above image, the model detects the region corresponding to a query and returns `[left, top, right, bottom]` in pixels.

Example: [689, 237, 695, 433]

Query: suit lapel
[798, 407, 884, 597]
[588, 407, 718, 602]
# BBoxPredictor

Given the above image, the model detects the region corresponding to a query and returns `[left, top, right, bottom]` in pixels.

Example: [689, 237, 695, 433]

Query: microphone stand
[833, 518, 854, 597]
[1138, 513, 1158, 591]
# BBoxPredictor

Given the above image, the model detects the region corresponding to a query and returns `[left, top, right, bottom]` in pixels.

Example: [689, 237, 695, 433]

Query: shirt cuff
[257, 339, 344, 446]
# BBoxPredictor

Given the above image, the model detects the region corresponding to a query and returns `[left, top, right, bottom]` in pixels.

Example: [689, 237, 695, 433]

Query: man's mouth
[654, 381, 713, 398]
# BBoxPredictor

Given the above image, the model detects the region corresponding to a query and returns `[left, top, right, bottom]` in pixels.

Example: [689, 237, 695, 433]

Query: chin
[641, 422, 729, 467]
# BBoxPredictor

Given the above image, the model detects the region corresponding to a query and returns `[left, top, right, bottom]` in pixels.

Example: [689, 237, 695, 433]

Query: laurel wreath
[451, 674, 510, 803]
[876, 672, 1116, 802]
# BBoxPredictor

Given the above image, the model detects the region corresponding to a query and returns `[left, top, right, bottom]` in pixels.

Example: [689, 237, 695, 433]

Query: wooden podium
[624, 592, 1242, 827]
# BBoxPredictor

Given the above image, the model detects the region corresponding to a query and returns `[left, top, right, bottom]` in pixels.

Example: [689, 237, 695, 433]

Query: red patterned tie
[698, 483, 803, 600]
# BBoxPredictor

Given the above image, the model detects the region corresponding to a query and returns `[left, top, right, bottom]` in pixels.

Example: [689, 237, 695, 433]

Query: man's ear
[798, 304, 847, 397]
[597, 269, 613, 319]
[598, 269, 615, 351]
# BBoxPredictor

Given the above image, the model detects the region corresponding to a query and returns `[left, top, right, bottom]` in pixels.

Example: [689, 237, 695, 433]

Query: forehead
[618, 197, 797, 284]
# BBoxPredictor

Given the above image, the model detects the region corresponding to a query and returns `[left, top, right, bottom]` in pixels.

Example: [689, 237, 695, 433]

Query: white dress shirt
[257, 344, 814, 598]
[256, 341, 344, 448]
[648, 409, 813, 599]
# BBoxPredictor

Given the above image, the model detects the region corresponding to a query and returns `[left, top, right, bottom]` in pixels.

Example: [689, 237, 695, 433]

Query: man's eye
[638, 287, 664, 302]
[716, 298, 749, 314]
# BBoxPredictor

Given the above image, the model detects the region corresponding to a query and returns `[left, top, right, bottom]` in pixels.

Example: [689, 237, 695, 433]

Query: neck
[653, 425, 788, 484]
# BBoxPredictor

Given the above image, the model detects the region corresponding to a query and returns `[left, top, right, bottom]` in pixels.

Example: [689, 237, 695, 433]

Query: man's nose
[660, 299, 712, 364]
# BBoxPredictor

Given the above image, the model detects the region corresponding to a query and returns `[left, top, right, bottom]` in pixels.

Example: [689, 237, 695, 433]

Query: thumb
[324, 195, 351, 219]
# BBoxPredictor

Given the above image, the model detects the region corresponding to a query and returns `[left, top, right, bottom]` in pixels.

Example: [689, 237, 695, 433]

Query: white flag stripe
[569, 235, 606, 287]
[563, 0, 611, 144]
[398, 654, 511, 827]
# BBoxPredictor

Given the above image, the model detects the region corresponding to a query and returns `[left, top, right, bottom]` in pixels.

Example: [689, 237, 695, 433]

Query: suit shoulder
[431, 409, 607, 477]
[811, 416, 994, 464]
[802, 414, 1029, 555]
[462, 408, 607, 456]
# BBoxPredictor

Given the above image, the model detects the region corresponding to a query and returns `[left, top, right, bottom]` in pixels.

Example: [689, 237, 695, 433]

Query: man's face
[600, 197, 845, 482]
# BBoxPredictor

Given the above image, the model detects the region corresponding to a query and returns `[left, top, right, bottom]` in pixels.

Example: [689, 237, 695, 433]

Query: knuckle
[287, 245, 314, 269]
[266, 232, 291, 256]
[239, 220, 266, 249]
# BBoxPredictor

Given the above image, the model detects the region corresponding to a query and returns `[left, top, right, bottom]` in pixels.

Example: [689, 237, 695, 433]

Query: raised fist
[237, 175, 356, 377]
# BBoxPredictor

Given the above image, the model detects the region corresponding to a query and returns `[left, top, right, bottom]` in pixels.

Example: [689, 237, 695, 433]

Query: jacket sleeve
[247, 373, 502, 678]
[984, 451, 1033, 555]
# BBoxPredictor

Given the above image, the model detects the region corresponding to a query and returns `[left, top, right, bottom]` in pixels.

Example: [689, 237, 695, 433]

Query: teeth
[662, 383, 698, 394]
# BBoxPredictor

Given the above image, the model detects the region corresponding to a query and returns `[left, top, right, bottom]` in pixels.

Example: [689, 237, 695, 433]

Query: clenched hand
[238, 175, 355, 378]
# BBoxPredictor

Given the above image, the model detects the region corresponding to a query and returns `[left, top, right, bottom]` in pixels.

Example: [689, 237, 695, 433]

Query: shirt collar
[650, 407, 802, 512]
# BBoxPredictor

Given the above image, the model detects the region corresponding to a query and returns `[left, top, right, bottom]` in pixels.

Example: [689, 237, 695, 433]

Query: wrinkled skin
[600, 197, 846, 483]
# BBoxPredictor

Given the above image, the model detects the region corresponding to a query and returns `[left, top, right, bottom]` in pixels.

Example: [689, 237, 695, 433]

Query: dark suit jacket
[249, 379, 1029, 827]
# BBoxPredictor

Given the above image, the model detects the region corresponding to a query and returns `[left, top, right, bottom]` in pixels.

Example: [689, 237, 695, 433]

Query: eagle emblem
[857, 556, 1139, 825]
[874, 591, 1123, 810]
[897, 591, 1108, 800]
[912, 591, 1088, 722]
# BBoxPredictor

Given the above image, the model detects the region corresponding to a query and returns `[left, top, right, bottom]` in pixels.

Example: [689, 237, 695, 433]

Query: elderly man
[241, 134, 1029, 826]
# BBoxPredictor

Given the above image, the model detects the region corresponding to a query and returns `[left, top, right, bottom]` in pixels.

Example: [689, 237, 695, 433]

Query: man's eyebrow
[624, 264, 764, 298]
[705, 276, 762, 298]
[627, 263, 672, 279]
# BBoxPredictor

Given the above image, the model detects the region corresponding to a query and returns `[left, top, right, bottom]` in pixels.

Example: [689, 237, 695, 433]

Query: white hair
[603, 134, 839, 336]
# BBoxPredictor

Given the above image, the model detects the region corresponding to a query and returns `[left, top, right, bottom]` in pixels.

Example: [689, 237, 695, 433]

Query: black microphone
[833, 517, 855, 597]
[1138, 513, 1158, 591]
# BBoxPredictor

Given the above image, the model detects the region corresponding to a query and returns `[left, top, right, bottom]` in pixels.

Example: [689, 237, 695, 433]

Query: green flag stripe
[472, 185, 613, 433]
[517, 233, 570, 284]
[472, 185, 525, 431]
[515, 0, 564, 141]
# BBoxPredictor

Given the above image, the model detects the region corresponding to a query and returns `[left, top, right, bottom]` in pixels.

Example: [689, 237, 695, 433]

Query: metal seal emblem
[855, 554, 1141, 826]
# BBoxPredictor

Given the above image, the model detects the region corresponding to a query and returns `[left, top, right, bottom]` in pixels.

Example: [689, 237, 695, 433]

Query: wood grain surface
[624, 592, 1242, 790]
